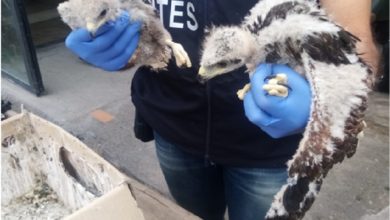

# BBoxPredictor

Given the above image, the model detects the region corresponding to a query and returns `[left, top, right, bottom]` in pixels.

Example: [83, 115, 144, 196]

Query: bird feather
[199, 0, 372, 219]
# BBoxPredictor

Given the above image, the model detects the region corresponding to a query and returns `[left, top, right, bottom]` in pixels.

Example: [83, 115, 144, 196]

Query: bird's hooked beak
[197, 66, 209, 84]
[198, 66, 226, 81]
[198, 66, 206, 77]
[86, 22, 98, 35]
[86, 18, 107, 36]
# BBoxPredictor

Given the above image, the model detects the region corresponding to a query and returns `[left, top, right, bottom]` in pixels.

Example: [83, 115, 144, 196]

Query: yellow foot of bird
[237, 83, 251, 100]
[262, 73, 289, 97]
[166, 40, 192, 68]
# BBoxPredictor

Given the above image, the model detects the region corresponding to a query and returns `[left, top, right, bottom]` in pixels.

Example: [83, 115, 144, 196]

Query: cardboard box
[1, 112, 145, 220]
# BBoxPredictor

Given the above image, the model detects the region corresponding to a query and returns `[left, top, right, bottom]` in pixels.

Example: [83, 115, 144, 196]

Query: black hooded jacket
[131, 0, 302, 168]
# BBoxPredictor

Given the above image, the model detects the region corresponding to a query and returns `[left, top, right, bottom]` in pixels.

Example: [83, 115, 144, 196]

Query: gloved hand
[243, 63, 311, 138]
[65, 11, 141, 71]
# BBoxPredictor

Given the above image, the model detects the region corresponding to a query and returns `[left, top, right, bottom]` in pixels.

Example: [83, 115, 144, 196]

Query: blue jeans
[154, 132, 288, 220]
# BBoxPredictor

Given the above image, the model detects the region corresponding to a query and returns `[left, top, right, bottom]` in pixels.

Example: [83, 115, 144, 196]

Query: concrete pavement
[2, 43, 389, 219]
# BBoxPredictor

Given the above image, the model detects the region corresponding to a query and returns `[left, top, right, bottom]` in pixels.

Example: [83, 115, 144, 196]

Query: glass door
[2, 0, 44, 96]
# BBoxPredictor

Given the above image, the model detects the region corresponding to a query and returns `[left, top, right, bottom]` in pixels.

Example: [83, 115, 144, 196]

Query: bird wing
[265, 30, 371, 220]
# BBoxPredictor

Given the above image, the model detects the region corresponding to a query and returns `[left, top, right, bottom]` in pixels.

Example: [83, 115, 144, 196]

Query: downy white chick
[58, 0, 191, 70]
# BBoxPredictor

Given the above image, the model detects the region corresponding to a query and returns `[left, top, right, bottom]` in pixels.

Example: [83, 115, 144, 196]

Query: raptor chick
[199, 0, 372, 219]
[58, 0, 191, 71]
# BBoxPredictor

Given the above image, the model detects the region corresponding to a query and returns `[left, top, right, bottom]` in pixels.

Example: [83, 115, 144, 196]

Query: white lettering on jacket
[170, 0, 184, 28]
[187, 2, 198, 31]
[156, 0, 169, 22]
[153, 0, 199, 31]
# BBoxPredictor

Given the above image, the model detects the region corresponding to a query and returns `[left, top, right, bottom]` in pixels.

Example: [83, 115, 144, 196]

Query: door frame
[2, 0, 44, 96]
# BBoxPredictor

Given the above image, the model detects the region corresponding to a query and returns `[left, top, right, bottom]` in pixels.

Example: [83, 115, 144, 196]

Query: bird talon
[166, 40, 192, 68]
[263, 73, 289, 97]
[237, 83, 251, 100]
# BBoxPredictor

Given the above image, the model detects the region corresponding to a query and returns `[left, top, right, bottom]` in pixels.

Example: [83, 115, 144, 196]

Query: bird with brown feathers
[199, 0, 372, 219]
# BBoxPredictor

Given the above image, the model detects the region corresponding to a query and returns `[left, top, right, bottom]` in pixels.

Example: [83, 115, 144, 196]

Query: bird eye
[231, 59, 241, 64]
[217, 61, 227, 68]
[294, 5, 308, 14]
[99, 9, 108, 18]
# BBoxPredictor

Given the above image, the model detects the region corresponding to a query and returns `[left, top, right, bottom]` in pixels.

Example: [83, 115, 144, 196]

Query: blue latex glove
[65, 11, 141, 71]
[243, 63, 311, 138]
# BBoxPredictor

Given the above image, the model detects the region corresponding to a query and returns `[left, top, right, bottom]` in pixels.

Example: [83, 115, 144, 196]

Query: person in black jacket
[65, 1, 379, 219]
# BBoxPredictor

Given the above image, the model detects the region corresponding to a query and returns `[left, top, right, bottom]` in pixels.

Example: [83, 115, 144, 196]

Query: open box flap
[65, 183, 144, 220]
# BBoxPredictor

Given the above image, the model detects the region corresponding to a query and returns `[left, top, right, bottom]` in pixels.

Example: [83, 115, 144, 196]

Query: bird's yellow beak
[198, 67, 206, 76]
[86, 22, 97, 33]
[198, 66, 226, 80]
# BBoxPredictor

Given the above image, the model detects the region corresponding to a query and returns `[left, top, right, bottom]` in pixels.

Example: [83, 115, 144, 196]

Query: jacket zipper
[203, 0, 212, 165]
[204, 82, 212, 164]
